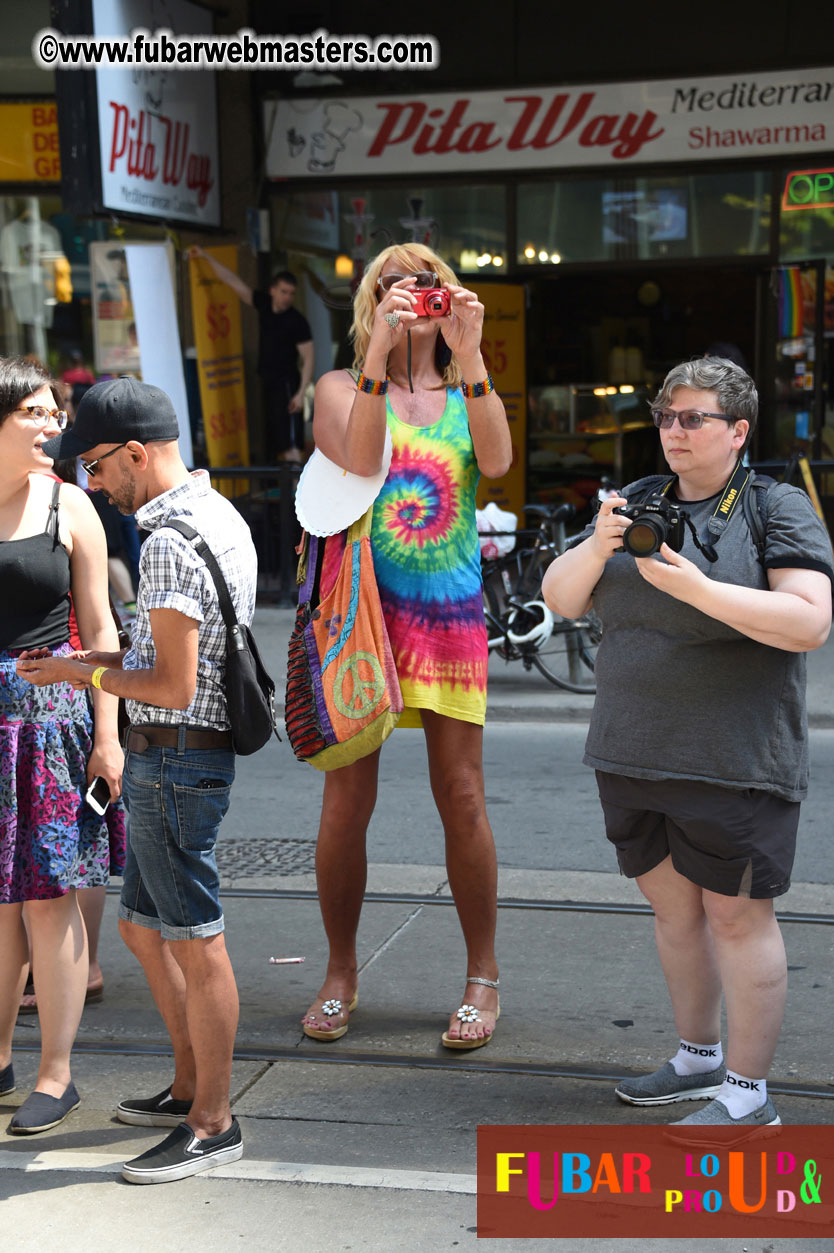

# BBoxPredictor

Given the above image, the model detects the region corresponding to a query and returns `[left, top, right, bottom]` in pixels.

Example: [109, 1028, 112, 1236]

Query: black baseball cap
[41, 376, 180, 460]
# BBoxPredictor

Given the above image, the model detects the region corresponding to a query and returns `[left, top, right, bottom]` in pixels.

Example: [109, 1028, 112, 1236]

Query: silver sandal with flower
[441, 976, 500, 1051]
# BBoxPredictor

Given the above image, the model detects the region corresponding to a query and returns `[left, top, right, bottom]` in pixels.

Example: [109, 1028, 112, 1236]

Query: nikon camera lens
[622, 516, 668, 557]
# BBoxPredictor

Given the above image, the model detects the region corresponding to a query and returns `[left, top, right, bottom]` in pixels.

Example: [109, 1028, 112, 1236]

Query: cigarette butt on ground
[268, 956, 306, 964]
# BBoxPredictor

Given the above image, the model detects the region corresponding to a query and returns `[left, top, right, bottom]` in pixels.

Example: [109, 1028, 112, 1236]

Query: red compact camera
[412, 288, 451, 317]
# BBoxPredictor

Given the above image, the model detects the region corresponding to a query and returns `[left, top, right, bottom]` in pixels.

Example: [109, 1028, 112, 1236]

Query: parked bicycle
[481, 503, 601, 693]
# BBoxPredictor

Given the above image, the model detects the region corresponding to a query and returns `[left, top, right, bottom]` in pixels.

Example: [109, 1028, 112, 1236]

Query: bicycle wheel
[530, 610, 601, 694]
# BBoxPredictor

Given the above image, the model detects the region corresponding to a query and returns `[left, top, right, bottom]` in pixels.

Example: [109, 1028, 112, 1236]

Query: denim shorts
[119, 741, 235, 941]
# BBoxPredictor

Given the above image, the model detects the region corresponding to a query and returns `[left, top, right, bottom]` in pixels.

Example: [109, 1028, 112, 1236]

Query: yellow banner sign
[188, 246, 250, 483]
[0, 102, 61, 182]
[476, 283, 527, 518]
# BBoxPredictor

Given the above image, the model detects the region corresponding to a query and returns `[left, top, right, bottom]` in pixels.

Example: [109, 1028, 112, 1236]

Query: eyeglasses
[650, 408, 736, 431]
[14, 406, 68, 429]
[81, 443, 127, 477]
[377, 270, 439, 293]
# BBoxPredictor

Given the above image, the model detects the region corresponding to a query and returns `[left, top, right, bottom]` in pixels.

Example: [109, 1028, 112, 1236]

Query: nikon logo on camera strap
[658, 459, 751, 563]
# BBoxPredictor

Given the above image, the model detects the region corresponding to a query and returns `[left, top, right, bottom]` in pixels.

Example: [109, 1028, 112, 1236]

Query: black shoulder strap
[623, 473, 674, 501]
[46, 478, 61, 541]
[163, 519, 239, 631]
[742, 473, 776, 565]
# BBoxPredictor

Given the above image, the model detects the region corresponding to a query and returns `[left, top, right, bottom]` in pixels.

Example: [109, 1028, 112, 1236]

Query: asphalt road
[224, 722, 834, 886]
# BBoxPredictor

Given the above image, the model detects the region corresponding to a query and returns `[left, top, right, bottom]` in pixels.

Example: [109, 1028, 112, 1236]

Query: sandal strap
[466, 975, 499, 989]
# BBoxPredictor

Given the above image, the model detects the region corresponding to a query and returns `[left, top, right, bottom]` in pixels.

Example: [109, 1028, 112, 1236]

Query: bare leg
[703, 892, 786, 1077]
[169, 934, 239, 1138]
[423, 713, 499, 1043]
[118, 918, 195, 1101]
[636, 856, 722, 1044]
[26, 893, 87, 1096]
[0, 903, 29, 1068]
[302, 751, 380, 1035]
[79, 886, 106, 991]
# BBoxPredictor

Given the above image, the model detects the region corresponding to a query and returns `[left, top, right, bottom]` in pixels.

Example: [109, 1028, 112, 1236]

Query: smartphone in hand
[85, 775, 111, 815]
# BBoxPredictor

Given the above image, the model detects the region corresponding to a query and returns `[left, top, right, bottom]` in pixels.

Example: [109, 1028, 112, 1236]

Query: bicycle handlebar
[522, 502, 576, 523]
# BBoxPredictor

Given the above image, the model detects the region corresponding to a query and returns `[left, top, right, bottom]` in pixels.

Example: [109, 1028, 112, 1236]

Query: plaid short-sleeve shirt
[124, 470, 258, 730]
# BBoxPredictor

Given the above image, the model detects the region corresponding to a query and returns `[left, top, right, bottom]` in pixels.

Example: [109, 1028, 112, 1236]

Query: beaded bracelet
[461, 374, 495, 399]
[90, 666, 108, 690]
[356, 371, 388, 395]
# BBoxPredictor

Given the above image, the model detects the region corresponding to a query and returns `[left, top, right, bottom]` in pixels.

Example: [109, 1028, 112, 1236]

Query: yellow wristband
[90, 666, 108, 691]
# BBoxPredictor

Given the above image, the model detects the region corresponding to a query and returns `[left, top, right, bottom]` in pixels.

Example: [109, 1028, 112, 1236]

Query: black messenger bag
[165, 520, 279, 755]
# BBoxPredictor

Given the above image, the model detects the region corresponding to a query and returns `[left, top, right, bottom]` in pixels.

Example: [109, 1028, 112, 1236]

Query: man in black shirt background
[189, 248, 314, 463]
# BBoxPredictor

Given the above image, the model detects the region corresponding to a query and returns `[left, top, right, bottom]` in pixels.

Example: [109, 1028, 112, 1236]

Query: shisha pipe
[399, 196, 438, 247]
[318, 197, 374, 310]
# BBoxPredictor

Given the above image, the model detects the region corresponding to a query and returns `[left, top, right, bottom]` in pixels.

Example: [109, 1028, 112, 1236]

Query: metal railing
[207, 464, 302, 604]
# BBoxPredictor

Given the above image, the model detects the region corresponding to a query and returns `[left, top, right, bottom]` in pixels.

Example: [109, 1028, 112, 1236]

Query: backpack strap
[622, 473, 675, 501]
[741, 473, 798, 567]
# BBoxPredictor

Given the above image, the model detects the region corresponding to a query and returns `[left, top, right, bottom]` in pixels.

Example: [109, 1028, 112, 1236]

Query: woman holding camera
[0, 358, 123, 1133]
[300, 244, 511, 1048]
[543, 357, 832, 1133]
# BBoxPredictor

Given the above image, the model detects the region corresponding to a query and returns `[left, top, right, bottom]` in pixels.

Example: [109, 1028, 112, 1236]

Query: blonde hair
[350, 243, 462, 387]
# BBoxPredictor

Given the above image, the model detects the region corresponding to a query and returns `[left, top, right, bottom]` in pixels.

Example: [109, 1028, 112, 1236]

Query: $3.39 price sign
[189, 245, 250, 476]
[476, 285, 527, 517]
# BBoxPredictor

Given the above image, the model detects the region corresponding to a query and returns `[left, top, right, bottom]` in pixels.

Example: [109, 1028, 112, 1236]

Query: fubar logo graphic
[477, 1125, 831, 1238]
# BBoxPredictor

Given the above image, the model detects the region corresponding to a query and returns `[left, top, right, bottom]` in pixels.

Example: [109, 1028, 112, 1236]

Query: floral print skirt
[0, 644, 126, 903]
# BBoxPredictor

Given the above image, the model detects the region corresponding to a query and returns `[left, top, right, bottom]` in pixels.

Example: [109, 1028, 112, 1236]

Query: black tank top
[0, 480, 72, 651]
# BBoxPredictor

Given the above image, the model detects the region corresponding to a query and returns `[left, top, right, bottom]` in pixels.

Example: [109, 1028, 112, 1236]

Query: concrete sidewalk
[3, 606, 832, 1251]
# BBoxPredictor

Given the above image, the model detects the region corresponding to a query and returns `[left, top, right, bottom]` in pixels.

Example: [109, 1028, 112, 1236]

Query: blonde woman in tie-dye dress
[301, 244, 512, 1050]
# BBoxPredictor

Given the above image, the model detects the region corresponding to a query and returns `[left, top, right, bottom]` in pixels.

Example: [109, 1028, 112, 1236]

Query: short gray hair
[653, 357, 758, 449]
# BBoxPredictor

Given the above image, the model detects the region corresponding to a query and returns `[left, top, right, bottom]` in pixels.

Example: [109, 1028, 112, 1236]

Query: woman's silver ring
[384, 311, 400, 329]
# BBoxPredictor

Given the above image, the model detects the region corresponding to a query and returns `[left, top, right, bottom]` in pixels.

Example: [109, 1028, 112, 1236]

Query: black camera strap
[658, 459, 751, 563]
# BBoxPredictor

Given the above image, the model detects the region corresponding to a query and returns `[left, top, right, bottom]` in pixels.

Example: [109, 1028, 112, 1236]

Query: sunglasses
[650, 408, 735, 430]
[81, 443, 127, 477]
[377, 270, 439, 292]
[15, 406, 68, 429]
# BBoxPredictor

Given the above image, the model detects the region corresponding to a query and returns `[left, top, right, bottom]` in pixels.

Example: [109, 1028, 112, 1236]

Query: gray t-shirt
[570, 479, 833, 801]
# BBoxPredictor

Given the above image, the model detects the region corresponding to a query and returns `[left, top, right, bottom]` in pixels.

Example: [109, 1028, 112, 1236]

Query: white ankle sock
[670, 1038, 723, 1077]
[717, 1070, 767, 1118]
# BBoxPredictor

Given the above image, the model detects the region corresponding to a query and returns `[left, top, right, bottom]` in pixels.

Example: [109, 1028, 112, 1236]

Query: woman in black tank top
[0, 357, 124, 1135]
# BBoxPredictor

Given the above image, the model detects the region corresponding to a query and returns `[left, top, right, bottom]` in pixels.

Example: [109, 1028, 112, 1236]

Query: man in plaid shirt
[29, 377, 257, 1184]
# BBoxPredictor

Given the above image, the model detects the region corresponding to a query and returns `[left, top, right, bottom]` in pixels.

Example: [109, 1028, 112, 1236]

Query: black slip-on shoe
[122, 1117, 243, 1184]
[9, 1082, 80, 1134]
[0, 1063, 15, 1097]
[117, 1087, 193, 1127]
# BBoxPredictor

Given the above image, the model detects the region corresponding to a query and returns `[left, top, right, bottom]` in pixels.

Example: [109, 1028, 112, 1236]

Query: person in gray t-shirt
[543, 357, 833, 1135]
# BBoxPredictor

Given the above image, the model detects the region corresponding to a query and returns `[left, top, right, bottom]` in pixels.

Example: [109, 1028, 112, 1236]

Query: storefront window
[779, 165, 834, 263]
[517, 170, 771, 265]
[0, 194, 166, 382]
[272, 184, 508, 279]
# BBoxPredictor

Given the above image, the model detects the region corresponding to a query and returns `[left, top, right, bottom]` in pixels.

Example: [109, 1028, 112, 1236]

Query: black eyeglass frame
[650, 408, 737, 431]
[81, 443, 128, 477]
[14, 406, 69, 429]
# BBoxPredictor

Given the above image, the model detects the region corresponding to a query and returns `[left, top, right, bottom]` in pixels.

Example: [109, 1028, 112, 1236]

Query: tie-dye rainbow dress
[370, 386, 488, 727]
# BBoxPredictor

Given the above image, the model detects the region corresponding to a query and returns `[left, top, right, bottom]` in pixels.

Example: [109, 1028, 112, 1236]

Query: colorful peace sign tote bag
[285, 507, 403, 770]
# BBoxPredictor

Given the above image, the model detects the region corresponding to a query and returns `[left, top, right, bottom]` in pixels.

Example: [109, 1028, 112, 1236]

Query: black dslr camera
[614, 494, 686, 557]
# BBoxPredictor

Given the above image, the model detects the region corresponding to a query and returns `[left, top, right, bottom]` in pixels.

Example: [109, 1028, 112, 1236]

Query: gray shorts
[596, 771, 800, 899]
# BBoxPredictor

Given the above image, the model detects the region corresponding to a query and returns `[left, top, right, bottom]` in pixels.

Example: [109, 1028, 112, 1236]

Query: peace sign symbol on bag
[333, 651, 386, 719]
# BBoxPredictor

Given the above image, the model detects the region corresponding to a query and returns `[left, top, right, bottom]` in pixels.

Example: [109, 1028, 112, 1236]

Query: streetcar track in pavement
[106, 884, 834, 926]
[11, 1037, 834, 1101]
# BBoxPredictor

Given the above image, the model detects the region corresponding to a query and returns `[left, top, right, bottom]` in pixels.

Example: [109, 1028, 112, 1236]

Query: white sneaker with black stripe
[122, 1117, 243, 1184]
